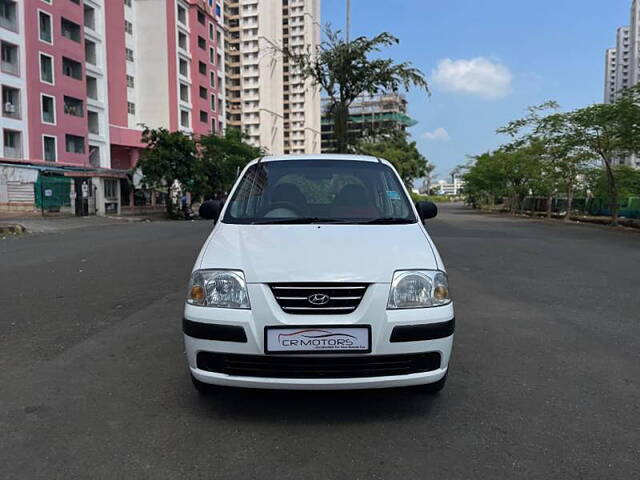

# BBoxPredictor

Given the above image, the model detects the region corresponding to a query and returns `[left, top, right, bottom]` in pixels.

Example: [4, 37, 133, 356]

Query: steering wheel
[259, 201, 306, 218]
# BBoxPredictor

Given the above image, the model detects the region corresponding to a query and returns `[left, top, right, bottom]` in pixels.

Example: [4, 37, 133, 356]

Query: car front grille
[269, 282, 369, 315]
[196, 352, 442, 379]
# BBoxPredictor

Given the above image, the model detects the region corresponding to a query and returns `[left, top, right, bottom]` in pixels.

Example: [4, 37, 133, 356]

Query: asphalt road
[1, 204, 639, 479]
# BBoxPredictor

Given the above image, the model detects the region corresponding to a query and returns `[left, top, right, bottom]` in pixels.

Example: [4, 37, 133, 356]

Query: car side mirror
[415, 201, 438, 221]
[199, 200, 223, 222]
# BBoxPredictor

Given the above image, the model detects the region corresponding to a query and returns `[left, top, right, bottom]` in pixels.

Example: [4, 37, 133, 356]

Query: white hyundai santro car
[184, 154, 454, 393]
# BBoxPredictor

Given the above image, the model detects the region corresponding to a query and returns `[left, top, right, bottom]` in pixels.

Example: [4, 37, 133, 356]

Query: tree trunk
[333, 102, 350, 153]
[564, 184, 574, 223]
[546, 194, 553, 219]
[603, 159, 619, 226]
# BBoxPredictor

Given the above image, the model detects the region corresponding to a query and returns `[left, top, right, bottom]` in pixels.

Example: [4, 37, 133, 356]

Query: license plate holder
[264, 325, 372, 354]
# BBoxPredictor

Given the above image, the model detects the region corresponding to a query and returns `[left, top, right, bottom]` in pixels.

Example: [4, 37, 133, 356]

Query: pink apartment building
[0, 0, 225, 215]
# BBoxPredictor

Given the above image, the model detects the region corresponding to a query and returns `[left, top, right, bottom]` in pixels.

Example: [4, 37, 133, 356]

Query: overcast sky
[322, 0, 632, 180]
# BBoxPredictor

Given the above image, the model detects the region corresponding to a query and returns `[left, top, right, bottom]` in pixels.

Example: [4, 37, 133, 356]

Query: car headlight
[387, 270, 451, 309]
[187, 269, 250, 309]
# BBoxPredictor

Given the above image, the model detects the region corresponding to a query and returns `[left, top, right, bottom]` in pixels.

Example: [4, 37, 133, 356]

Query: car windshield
[222, 160, 417, 225]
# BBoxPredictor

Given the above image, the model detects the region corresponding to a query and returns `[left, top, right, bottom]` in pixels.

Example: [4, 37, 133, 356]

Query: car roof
[248, 154, 390, 166]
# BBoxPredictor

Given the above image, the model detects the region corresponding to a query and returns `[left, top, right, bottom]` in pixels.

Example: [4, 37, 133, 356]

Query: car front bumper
[184, 283, 455, 390]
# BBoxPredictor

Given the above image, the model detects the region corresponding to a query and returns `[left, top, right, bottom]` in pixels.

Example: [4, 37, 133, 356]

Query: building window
[64, 96, 84, 117]
[66, 134, 85, 154]
[200, 110, 207, 123]
[84, 4, 96, 30]
[209, 23, 214, 40]
[41, 94, 56, 124]
[217, 29, 222, 45]
[127, 102, 136, 115]
[0, 0, 18, 32]
[199, 86, 207, 99]
[179, 83, 189, 102]
[177, 5, 186, 25]
[89, 145, 100, 166]
[126, 75, 134, 88]
[61, 17, 81, 43]
[197, 11, 205, 25]
[39, 10, 53, 44]
[125, 48, 134, 62]
[198, 36, 206, 50]
[218, 97, 223, 112]
[180, 110, 190, 128]
[209, 46, 215, 64]
[62, 56, 83, 80]
[209, 71, 215, 88]
[198, 61, 206, 75]
[38, 54, 55, 86]
[85, 39, 97, 65]
[124, 20, 133, 35]
[86, 75, 98, 100]
[178, 31, 187, 51]
[179, 58, 188, 77]
[124, 0, 132, 7]
[88, 110, 99, 134]
[211, 118, 216, 134]
[1, 41, 19, 75]
[210, 94, 216, 111]
[3, 129, 22, 159]
[43, 135, 57, 162]
[2, 85, 20, 119]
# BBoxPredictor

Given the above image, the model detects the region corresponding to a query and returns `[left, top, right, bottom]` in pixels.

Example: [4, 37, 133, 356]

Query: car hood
[197, 223, 439, 283]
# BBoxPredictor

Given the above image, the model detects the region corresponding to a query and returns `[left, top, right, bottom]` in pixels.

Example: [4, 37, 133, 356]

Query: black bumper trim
[183, 319, 248, 343]
[390, 318, 455, 343]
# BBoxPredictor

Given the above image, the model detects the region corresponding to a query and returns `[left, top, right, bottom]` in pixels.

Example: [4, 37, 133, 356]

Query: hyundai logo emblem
[308, 293, 330, 305]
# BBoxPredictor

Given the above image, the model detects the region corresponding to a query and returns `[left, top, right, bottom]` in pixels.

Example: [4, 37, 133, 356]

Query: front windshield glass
[222, 160, 417, 225]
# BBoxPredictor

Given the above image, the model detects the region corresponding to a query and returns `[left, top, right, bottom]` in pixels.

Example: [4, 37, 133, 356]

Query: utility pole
[346, 0, 351, 43]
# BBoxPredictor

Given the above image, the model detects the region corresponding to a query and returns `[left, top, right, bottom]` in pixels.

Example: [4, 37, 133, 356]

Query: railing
[89, 148, 100, 167]
[4, 146, 22, 159]
[1, 60, 19, 75]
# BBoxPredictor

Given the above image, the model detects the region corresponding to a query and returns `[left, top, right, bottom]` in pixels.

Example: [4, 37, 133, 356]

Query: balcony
[1, 41, 19, 75]
[61, 18, 82, 43]
[89, 146, 100, 166]
[2, 85, 20, 119]
[64, 96, 84, 117]
[3, 129, 22, 159]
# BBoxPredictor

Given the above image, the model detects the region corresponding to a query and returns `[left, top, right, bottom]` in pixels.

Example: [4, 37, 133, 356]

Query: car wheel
[191, 374, 223, 395]
[414, 372, 447, 394]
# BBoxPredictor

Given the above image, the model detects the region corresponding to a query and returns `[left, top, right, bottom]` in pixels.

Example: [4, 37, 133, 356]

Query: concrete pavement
[1, 204, 638, 479]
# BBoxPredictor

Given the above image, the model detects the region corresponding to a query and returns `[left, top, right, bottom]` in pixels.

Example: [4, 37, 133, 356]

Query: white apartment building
[1, 0, 28, 161]
[604, 48, 617, 104]
[604, 1, 640, 167]
[224, 0, 320, 155]
[615, 27, 631, 97]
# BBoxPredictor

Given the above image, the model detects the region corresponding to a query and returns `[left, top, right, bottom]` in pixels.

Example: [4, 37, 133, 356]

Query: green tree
[556, 86, 640, 225]
[136, 127, 198, 216]
[462, 151, 508, 208]
[198, 129, 264, 199]
[499, 103, 595, 220]
[585, 165, 640, 202]
[287, 28, 429, 153]
[356, 132, 431, 187]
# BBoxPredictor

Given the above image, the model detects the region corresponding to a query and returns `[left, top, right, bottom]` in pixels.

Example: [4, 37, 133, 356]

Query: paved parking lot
[1, 204, 639, 479]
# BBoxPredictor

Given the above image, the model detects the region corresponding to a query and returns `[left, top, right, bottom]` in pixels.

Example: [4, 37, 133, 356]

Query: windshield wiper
[358, 217, 415, 225]
[252, 217, 351, 225]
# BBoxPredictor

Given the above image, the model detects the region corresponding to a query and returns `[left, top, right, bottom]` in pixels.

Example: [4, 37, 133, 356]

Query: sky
[322, 0, 633, 180]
